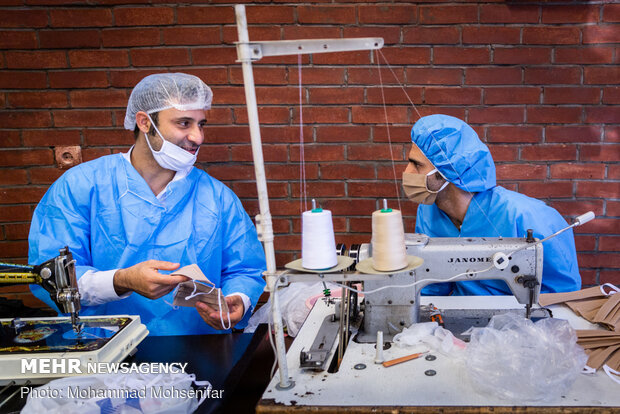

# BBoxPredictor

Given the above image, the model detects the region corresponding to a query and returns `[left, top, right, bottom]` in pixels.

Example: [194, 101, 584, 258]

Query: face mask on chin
[402, 169, 449, 205]
[144, 113, 199, 172]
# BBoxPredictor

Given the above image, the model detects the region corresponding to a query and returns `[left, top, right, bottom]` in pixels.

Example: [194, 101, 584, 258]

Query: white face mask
[144, 113, 199, 172]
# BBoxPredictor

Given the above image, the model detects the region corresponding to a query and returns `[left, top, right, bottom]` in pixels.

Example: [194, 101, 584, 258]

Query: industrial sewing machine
[0, 247, 148, 385]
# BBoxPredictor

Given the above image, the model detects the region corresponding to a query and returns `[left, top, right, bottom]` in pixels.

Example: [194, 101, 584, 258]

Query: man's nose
[404, 163, 415, 174]
[187, 125, 204, 145]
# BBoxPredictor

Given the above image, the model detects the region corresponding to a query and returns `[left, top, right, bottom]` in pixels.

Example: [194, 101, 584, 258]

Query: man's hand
[196, 295, 245, 330]
[113, 260, 189, 299]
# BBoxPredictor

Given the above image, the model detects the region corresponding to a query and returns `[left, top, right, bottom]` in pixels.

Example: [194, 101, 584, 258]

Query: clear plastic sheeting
[465, 313, 587, 402]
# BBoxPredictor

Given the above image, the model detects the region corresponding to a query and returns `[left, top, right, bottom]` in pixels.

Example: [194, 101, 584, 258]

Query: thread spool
[302, 201, 338, 270]
[371, 200, 407, 272]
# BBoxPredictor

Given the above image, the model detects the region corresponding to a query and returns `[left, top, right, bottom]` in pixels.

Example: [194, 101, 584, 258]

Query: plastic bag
[393, 322, 466, 355]
[245, 282, 339, 337]
[21, 372, 210, 414]
[465, 312, 587, 402]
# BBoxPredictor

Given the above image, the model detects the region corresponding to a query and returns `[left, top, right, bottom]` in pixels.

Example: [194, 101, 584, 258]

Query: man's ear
[135, 111, 150, 134]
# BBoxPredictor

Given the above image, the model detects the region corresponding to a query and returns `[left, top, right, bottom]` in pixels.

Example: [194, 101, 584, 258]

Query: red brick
[313, 50, 373, 66]
[282, 26, 340, 41]
[0, 31, 37, 49]
[0, 111, 51, 128]
[131, 48, 190, 67]
[600, 270, 620, 285]
[245, 5, 294, 24]
[265, 164, 318, 180]
[410, 106, 466, 120]
[521, 145, 577, 161]
[291, 182, 345, 197]
[195, 145, 228, 163]
[234, 107, 289, 124]
[358, 5, 416, 24]
[610, 165, 620, 179]
[29, 167, 63, 184]
[378, 47, 431, 65]
[577, 181, 620, 199]
[420, 5, 477, 24]
[546, 126, 602, 143]
[115, 8, 175, 27]
[465, 68, 521, 85]
[230, 144, 287, 162]
[572, 235, 598, 251]
[603, 4, 620, 22]
[608, 201, 620, 216]
[488, 145, 518, 161]
[22, 130, 80, 147]
[40, 30, 101, 49]
[542, 5, 599, 23]
[109, 69, 167, 88]
[544, 87, 600, 105]
[292, 107, 348, 124]
[403, 27, 460, 45]
[8, 92, 68, 109]
[404, 68, 461, 86]
[585, 67, 620, 85]
[290, 145, 344, 162]
[0, 205, 32, 222]
[102, 28, 160, 47]
[366, 87, 423, 105]
[232, 182, 288, 199]
[575, 218, 620, 236]
[83, 130, 133, 146]
[322, 199, 376, 216]
[494, 47, 551, 65]
[321, 163, 375, 179]
[230, 67, 288, 86]
[352, 106, 408, 124]
[523, 27, 580, 45]
[480, 5, 539, 23]
[527, 107, 582, 124]
[4, 223, 29, 240]
[184, 68, 229, 86]
[288, 68, 344, 86]
[605, 127, 619, 143]
[349, 217, 372, 233]
[583, 26, 618, 44]
[69, 50, 128, 68]
[343, 27, 400, 45]
[298, 6, 355, 24]
[70, 90, 129, 109]
[578, 253, 620, 268]
[580, 144, 620, 162]
[222, 26, 280, 44]
[348, 67, 405, 85]
[555, 47, 614, 64]
[53, 110, 112, 127]
[0, 169, 27, 185]
[163, 27, 220, 46]
[348, 144, 401, 161]
[585, 107, 620, 124]
[316, 126, 371, 143]
[81, 148, 111, 162]
[0, 131, 20, 148]
[0, 187, 47, 204]
[0, 240, 28, 258]
[192, 47, 237, 65]
[374, 126, 413, 144]
[348, 182, 398, 198]
[203, 164, 255, 181]
[308, 87, 364, 104]
[469, 107, 524, 124]
[484, 87, 540, 105]
[6, 51, 67, 69]
[462, 27, 520, 45]
[0, 9, 48, 27]
[177, 6, 234, 24]
[425, 87, 481, 105]
[550, 163, 605, 179]
[603, 87, 620, 104]
[519, 182, 573, 198]
[0, 71, 47, 89]
[496, 164, 546, 180]
[434, 47, 490, 65]
[600, 236, 620, 251]
[50, 9, 112, 27]
[49, 71, 109, 89]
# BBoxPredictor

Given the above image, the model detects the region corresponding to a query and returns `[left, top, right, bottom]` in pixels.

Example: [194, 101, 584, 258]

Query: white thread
[601, 283, 620, 296]
[302, 209, 338, 269]
[183, 280, 231, 330]
[603, 364, 620, 385]
[376, 49, 504, 238]
[371, 208, 407, 272]
[298, 54, 307, 213]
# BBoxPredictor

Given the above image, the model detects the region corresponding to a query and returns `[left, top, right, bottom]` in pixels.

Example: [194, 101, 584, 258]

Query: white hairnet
[124, 73, 213, 130]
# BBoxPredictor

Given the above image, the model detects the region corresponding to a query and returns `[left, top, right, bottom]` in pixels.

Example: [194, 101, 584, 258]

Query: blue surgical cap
[410, 114, 496, 193]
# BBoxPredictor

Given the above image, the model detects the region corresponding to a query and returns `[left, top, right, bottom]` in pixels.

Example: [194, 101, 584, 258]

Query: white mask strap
[425, 168, 449, 193]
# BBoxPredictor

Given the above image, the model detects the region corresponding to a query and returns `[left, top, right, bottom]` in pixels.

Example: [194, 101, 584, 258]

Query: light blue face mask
[144, 113, 199, 172]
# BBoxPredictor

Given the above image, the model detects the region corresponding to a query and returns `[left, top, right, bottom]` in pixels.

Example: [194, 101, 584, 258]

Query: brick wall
[0, 1, 618, 306]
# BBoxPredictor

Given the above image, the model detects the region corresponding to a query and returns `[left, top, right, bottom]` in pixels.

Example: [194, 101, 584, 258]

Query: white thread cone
[371, 208, 407, 271]
[302, 209, 338, 270]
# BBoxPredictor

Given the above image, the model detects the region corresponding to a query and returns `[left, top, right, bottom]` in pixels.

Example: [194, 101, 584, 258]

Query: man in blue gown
[28, 73, 266, 335]
[402, 114, 581, 295]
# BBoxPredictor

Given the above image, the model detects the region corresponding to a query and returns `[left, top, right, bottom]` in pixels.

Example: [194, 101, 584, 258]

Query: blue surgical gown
[416, 186, 581, 296]
[28, 154, 266, 336]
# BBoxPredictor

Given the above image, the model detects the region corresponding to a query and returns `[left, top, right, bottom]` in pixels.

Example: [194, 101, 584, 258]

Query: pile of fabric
[539, 283, 620, 383]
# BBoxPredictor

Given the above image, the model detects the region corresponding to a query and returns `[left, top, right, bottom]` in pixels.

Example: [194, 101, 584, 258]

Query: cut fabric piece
[172, 265, 229, 315]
